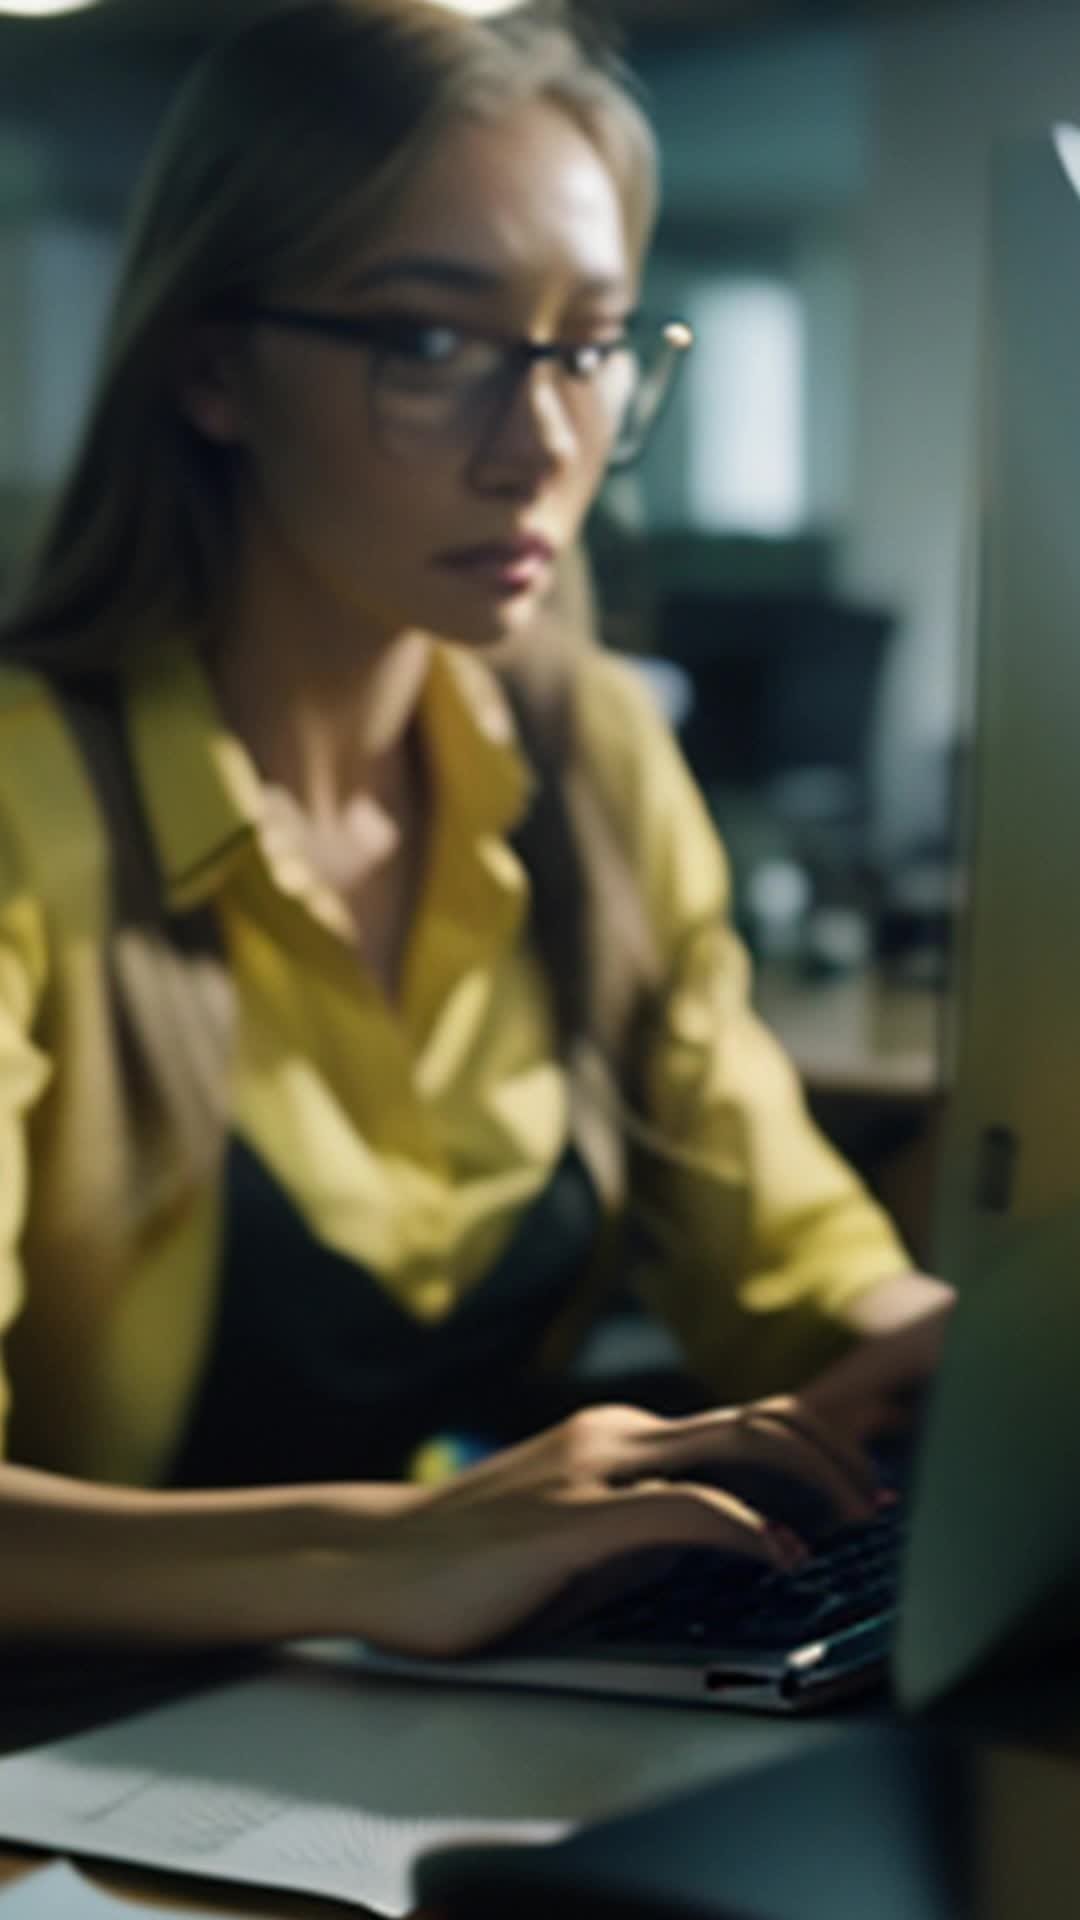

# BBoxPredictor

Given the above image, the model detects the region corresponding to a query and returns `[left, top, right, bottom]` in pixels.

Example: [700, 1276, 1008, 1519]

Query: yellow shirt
[0, 637, 908, 1485]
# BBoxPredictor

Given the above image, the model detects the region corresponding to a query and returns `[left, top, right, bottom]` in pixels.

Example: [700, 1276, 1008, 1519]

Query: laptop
[344, 122, 1080, 1716]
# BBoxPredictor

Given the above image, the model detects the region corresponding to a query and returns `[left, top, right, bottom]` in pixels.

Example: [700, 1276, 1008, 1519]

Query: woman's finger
[574, 1478, 810, 1573]
[730, 1410, 878, 1525]
[622, 1400, 876, 1497]
[755, 1396, 880, 1490]
[622, 1407, 877, 1527]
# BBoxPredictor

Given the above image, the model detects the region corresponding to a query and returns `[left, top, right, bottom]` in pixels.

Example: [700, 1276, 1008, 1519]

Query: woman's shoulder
[0, 663, 111, 915]
[570, 646, 680, 803]
[0, 660, 54, 718]
[569, 645, 732, 925]
[0, 662, 92, 794]
[570, 644, 670, 740]
[0, 664, 66, 844]
[570, 647, 704, 823]
[0, 672, 57, 985]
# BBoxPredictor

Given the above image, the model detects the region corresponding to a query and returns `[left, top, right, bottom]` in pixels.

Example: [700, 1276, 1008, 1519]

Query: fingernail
[768, 1524, 809, 1567]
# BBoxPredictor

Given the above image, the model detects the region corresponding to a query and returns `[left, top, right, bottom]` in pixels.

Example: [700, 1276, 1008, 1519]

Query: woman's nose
[466, 361, 581, 495]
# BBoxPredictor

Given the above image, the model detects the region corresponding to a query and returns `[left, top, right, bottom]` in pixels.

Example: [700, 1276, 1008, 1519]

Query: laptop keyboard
[572, 1501, 906, 1654]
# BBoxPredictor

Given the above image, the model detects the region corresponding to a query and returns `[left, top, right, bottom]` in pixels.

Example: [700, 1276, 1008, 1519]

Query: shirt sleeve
[0, 822, 52, 1458]
[574, 650, 911, 1401]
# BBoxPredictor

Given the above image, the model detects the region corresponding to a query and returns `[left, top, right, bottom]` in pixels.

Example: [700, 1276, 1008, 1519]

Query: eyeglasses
[236, 305, 693, 469]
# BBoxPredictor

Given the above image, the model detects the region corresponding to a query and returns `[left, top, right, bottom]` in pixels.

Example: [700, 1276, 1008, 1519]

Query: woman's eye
[565, 337, 628, 378]
[391, 323, 464, 365]
[371, 320, 494, 394]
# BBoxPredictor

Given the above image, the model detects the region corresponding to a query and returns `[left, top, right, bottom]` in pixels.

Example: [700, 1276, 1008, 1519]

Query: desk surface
[0, 1652, 872, 1920]
[755, 966, 941, 1101]
[414, 1710, 1080, 1920]
[6, 1659, 1080, 1920]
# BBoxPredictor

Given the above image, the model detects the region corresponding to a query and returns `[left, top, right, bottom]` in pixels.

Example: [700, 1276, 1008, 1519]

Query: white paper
[0, 1656, 841, 1916]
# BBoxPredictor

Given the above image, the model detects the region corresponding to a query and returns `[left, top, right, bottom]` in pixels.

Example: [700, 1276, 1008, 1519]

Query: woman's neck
[209, 544, 432, 825]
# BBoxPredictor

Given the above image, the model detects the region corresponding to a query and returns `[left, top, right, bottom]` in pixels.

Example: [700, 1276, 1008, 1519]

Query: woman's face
[199, 99, 636, 651]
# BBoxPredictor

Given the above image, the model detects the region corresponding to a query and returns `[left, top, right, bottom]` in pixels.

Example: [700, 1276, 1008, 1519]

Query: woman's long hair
[1, 0, 657, 672]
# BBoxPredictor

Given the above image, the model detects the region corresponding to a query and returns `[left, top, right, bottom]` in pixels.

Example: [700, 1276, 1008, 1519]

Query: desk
[756, 966, 944, 1267]
[0, 1650, 872, 1920]
[6, 1658, 1080, 1920]
[754, 965, 940, 1103]
[415, 1700, 1080, 1919]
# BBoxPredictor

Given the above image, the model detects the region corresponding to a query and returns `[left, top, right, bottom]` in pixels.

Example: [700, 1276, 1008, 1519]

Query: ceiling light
[1053, 123, 1080, 203]
[0, 0, 103, 14]
[424, 0, 524, 15]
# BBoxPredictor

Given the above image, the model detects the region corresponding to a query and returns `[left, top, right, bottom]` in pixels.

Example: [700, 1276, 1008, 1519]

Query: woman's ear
[178, 324, 247, 445]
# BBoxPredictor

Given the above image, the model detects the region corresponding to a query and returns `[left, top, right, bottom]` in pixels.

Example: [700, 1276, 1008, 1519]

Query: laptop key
[579, 1502, 906, 1652]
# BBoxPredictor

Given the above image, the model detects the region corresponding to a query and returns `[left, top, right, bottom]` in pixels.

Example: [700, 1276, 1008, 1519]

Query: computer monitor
[896, 122, 1080, 1710]
[933, 120, 1080, 1277]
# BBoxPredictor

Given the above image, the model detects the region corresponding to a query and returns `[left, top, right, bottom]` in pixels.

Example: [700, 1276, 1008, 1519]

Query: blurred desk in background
[755, 965, 944, 1267]
[755, 964, 940, 1103]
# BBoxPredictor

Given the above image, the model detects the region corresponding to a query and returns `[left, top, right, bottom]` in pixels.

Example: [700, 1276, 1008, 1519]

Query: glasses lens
[608, 320, 693, 470]
[367, 318, 692, 462]
[371, 332, 503, 452]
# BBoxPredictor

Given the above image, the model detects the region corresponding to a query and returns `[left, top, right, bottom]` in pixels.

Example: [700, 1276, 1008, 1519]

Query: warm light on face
[0, 0, 102, 14]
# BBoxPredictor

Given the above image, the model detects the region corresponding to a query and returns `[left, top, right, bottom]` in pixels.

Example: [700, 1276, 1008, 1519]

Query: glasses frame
[232, 303, 693, 470]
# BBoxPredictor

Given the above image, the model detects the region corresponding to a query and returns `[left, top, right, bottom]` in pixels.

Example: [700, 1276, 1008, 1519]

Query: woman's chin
[427, 585, 546, 650]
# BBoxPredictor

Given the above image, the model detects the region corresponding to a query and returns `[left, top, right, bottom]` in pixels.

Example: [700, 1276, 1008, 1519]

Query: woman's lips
[434, 538, 556, 597]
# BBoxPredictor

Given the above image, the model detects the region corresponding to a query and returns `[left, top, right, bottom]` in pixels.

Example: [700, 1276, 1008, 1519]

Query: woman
[0, 0, 948, 1655]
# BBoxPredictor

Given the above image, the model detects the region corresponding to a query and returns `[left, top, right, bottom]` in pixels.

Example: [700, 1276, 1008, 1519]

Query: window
[685, 276, 806, 535]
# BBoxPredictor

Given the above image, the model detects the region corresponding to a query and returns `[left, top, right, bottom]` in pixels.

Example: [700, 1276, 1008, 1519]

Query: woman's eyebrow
[341, 255, 630, 298]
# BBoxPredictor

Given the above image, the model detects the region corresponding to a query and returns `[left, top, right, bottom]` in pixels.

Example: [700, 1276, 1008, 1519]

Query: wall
[634, 25, 869, 537]
[0, 36, 173, 567]
[0, 219, 115, 495]
[641, 25, 871, 223]
[639, 1, 1080, 856]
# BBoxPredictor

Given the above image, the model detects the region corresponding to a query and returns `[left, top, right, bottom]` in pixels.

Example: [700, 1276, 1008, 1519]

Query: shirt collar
[126, 634, 260, 908]
[126, 634, 534, 910]
[420, 643, 533, 838]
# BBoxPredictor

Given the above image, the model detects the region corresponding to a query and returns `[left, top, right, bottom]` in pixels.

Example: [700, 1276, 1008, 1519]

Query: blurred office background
[2, 0, 1077, 1250]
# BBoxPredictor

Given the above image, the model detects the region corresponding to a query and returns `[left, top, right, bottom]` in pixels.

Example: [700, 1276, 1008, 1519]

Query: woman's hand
[334, 1396, 883, 1659]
